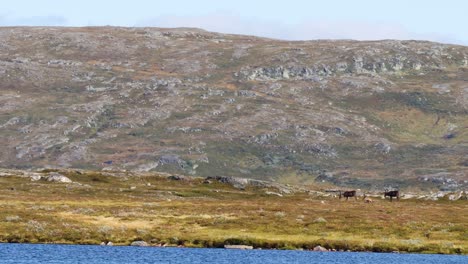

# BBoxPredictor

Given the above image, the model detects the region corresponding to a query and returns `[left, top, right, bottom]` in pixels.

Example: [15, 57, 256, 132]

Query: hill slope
[0, 27, 467, 190]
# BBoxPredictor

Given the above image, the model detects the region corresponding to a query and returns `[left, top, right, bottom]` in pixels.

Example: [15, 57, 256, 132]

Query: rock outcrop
[0, 27, 466, 190]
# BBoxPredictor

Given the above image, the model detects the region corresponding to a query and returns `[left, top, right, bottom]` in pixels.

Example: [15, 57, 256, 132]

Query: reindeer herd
[337, 189, 400, 202]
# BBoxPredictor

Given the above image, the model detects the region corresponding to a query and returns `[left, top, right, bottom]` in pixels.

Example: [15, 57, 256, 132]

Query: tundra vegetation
[0, 169, 466, 254]
[0, 27, 467, 254]
[0, 27, 467, 192]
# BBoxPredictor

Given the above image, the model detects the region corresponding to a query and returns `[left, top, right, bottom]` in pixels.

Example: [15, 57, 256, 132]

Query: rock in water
[224, 245, 253, 250]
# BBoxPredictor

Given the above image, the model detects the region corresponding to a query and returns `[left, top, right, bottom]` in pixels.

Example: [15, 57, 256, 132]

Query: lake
[0, 244, 466, 264]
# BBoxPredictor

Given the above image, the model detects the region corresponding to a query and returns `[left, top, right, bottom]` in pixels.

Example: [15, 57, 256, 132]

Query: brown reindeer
[384, 190, 399, 202]
[362, 194, 373, 203]
[339, 190, 357, 200]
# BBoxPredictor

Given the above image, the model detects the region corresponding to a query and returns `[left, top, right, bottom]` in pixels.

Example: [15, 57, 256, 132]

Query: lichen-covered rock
[45, 172, 72, 183]
[30, 174, 42, 181]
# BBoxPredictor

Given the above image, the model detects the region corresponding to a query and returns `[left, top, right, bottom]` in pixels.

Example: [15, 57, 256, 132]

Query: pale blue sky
[1, 0, 466, 45]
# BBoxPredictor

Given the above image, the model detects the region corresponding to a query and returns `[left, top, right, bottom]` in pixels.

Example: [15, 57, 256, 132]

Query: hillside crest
[0, 27, 467, 190]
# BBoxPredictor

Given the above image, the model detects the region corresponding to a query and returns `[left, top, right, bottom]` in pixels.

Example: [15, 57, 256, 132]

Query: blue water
[0, 244, 466, 264]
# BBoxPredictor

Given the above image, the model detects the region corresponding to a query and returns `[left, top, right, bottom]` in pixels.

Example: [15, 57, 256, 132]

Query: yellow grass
[0, 171, 466, 254]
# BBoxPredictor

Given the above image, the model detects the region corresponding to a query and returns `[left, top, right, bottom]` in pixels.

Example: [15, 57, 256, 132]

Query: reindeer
[339, 190, 357, 200]
[362, 194, 373, 203]
[384, 190, 399, 202]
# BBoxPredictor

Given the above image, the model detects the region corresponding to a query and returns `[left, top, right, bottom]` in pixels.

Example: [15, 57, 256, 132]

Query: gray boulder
[313, 245, 328, 252]
[206, 176, 249, 189]
[130, 241, 149, 247]
[375, 142, 391, 154]
[46, 172, 72, 183]
[265, 191, 283, 197]
[168, 175, 190, 181]
[30, 174, 42, 181]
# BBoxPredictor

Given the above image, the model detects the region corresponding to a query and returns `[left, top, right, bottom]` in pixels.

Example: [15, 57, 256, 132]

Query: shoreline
[0, 169, 466, 255]
[1, 237, 464, 255]
[0, 241, 460, 255]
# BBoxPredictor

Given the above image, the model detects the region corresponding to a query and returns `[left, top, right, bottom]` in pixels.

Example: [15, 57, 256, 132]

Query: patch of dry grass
[0, 171, 466, 254]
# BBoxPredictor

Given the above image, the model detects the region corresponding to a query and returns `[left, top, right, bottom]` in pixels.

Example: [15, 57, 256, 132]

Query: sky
[0, 0, 467, 45]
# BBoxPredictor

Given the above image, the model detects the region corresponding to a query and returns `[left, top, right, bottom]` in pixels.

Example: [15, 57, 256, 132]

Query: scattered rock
[224, 245, 253, 250]
[432, 83, 451, 94]
[417, 173, 465, 191]
[45, 173, 72, 183]
[265, 191, 283, 197]
[203, 179, 212, 184]
[313, 245, 328, 252]
[251, 133, 278, 145]
[5, 215, 20, 222]
[168, 175, 190, 181]
[236, 90, 257, 97]
[448, 191, 467, 201]
[442, 133, 456, 139]
[401, 194, 417, 199]
[375, 142, 391, 154]
[30, 174, 42, 181]
[130, 241, 149, 247]
[314, 217, 327, 223]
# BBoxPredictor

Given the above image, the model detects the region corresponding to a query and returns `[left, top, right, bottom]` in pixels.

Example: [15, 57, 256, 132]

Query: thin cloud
[137, 13, 466, 45]
[288, 20, 411, 40]
[138, 13, 289, 40]
[0, 12, 463, 45]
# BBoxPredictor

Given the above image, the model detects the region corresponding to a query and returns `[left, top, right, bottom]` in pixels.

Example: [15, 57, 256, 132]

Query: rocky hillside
[0, 27, 467, 191]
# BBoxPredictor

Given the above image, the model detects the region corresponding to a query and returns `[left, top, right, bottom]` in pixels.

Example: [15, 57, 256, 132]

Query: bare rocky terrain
[0, 27, 467, 191]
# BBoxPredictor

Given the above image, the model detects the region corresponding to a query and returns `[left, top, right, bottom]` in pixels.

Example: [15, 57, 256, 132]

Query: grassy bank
[0, 170, 466, 254]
